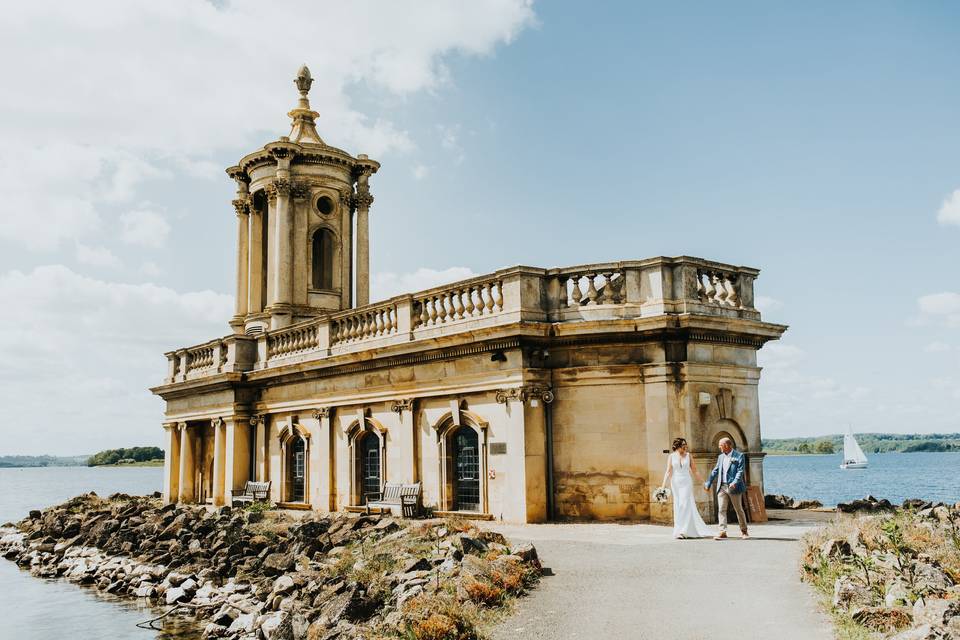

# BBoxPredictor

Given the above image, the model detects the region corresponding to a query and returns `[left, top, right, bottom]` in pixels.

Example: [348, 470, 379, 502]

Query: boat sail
[840, 426, 868, 469]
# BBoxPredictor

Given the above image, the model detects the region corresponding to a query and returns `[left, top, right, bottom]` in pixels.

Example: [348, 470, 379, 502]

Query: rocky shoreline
[801, 500, 960, 639]
[0, 493, 541, 640]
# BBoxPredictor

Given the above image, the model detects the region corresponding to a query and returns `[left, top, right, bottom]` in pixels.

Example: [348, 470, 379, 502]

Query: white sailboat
[840, 426, 868, 470]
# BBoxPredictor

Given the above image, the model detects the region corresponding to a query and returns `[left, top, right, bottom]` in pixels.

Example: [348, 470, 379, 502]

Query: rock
[135, 584, 155, 598]
[887, 625, 940, 640]
[850, 606, 912, 632]
[227, 612, 256, 634]
[29, 510, 42, 520]
[911, 561, 954, 594]
[203, 622, 229, 638]
[819, 538, 852, 559]
[165, 586, 190, 604]
[166, 571, 190, 587]
[259, 611, 293, 640]
[402, 557, 431, 573]
[913, 598, 960, 627]
[246, 511, 264, 524]
[833, 576, 871, 610]
[263, 552, 295, 575]
[512, 542, 539, 565]
[886, 579, 912, 607]
[274, 574, 296, 595]
[459, 535, 488, 555]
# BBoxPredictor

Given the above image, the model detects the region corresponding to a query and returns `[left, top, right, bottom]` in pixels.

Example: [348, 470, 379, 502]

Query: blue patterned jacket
[704, 449, 747, 494]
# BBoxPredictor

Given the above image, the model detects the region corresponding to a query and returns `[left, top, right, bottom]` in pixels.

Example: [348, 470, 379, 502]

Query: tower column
[267, 148, 295, 329]
[355, 165, 374, 307]
[247, 206, 263, 315]
[340, 192, 354, 309]
[229, 171, 251, 332]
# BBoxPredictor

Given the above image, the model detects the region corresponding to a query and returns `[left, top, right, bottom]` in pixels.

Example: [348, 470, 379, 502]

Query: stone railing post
[395, 295, 414, 337]
[176, 350, 188, 383]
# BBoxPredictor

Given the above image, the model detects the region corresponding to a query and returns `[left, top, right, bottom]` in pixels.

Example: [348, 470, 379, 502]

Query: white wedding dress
[669, 452, 714, 538]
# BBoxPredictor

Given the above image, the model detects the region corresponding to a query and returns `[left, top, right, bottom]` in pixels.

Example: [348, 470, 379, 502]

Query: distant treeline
[87, 447, 164, 466]
[0, 455, 89, 468]
[762, 433, 960, 454]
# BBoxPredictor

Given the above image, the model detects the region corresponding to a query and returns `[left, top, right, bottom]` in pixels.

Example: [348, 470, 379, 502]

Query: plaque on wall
[489, 442, 507, 455]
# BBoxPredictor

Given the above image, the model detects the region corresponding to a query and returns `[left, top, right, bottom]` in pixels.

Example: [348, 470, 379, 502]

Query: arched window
[311, 229, 334, 290]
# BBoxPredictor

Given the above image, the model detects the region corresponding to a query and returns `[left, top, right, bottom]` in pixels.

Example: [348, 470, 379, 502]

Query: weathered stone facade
[152, 67, 787, 524]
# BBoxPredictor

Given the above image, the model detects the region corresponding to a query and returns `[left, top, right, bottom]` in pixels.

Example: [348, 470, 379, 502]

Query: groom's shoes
[741, 532, 751, 540]
[713, 532, 727, 540]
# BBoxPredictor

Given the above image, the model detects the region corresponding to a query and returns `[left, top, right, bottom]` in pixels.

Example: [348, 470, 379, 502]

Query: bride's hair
[671, 437, 687, 451]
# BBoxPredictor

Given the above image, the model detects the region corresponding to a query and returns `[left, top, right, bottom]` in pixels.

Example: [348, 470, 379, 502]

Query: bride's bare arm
[660, 455, 673, 488]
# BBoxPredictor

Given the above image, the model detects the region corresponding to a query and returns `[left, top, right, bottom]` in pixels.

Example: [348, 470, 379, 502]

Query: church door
[359, 433, 381, 504]
[453, 428, 480, 512]
[290, 438, 305, 502]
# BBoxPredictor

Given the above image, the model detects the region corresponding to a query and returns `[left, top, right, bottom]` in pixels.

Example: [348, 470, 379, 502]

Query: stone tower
[227, 65, 379, 334]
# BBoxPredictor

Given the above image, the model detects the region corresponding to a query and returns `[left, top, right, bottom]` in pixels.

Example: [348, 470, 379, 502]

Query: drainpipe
[543, 372, 556, 521]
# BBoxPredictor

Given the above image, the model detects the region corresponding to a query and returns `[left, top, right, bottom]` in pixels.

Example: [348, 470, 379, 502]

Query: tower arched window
[311, 229, 334, 290]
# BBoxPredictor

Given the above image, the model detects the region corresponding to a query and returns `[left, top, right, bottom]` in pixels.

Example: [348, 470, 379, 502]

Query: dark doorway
[359, 433, 381, 504]
[290, 438, 305, 502]
[453, 428, 480, 511]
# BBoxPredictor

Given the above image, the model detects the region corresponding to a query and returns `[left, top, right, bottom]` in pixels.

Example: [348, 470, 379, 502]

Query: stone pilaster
[267, 162, 294, 328]
[162, 423, 180, 504]
[312, 408, 334, 511]
[177, 423, 195, 503]
[223, 416, 251, 503]
[247, 204, 263, 316]
[211, 418, 226, 506]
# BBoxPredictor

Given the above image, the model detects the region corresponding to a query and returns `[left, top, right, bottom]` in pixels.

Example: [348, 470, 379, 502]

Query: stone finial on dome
[287, 64, 324, 145]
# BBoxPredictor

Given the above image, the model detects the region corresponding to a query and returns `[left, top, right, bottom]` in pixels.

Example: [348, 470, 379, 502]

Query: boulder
[274, 574, 296, 595]
[833, 576, 871, 610]
[263, 552, 295, 575]
[913, 598, 960, 627]
[512, 542, 539, 565]
[819, 539, 852, 559]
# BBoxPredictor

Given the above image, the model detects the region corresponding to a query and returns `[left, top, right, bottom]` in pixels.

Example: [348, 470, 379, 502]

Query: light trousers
[718, 483, 748, 533]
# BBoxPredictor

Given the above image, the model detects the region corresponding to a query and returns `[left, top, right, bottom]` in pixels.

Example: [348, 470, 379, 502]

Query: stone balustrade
[413, 277, 505, 328]
[331, 300, 400, 345]
[161, 256, 765, 383]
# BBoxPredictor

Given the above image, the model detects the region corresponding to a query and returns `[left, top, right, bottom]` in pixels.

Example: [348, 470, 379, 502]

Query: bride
[658, 437, 714, 539]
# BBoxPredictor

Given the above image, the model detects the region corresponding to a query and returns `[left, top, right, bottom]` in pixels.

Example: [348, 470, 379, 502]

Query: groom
[704, 437, 749, 540]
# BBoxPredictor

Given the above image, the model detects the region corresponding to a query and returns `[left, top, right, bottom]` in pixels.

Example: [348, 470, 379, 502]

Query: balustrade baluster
[600, 272, 614, 304]
[483, 282, 495, 314]
[463, 286, 475, 317]
[703, 272, 716, 303]
[493, 280, 503, 311]
[585, 274, 598, 305]
[452, 289, 465, 320]
[712, 274, 727, 305]
[723, 275, 739, 307]
[426, 297, 437, 325]
[571, 275, 583, 306]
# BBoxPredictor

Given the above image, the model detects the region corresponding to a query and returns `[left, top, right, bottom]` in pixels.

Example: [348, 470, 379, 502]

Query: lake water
[0, 466, 199, 640]
[1, 453, 958, 639]
[763, 452, 960, 506]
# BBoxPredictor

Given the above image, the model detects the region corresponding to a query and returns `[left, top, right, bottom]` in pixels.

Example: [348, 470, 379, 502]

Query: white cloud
[923, 341, 952, 353]
[937, 189, 960, 226]
[916, 292, 960, 327]
[75, 242, 121, 269]
[0, 265, 233, 454]
[0, 1, 535, 251]
[140, 261, 163, 277]
[412, 164, 430, 180]
[437, 124, 466, 164]
[120, 209, 171, 248]
[372, 267, 477, 302]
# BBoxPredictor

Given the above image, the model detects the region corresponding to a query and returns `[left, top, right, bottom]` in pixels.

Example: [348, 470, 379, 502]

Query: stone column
[229, 170, 250, 332]
[354, 167, 374, 307]
[268, 147, 295, 329]
[211, 418, 226, 506]
[247, 205, 263, 315]
[340, 191, 354, 309]
[162, 423, 180, 504]
[177, 423, 195, 503]
[252, 415, 268, 482]
[224, 416, 251, 503]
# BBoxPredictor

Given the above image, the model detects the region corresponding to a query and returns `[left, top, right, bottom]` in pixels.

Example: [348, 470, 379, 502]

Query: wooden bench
[365, 482, 421, 518]
[231, 481, 271, 507]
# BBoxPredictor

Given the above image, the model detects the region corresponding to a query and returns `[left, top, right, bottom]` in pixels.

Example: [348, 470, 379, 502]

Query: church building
[151, 66, 787, 523]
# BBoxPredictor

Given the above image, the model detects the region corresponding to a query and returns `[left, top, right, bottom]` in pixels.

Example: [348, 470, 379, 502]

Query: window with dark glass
[311, 229, 333, 290]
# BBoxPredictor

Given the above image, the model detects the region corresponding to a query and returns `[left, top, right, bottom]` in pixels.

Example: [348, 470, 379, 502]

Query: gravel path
[484, 514, 834, 640]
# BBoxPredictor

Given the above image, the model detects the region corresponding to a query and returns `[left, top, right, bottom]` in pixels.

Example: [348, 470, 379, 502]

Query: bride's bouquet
[653, 487, 671, 503]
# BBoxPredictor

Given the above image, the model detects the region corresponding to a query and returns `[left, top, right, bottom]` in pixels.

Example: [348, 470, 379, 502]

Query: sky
[1, 1, 958, 455]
